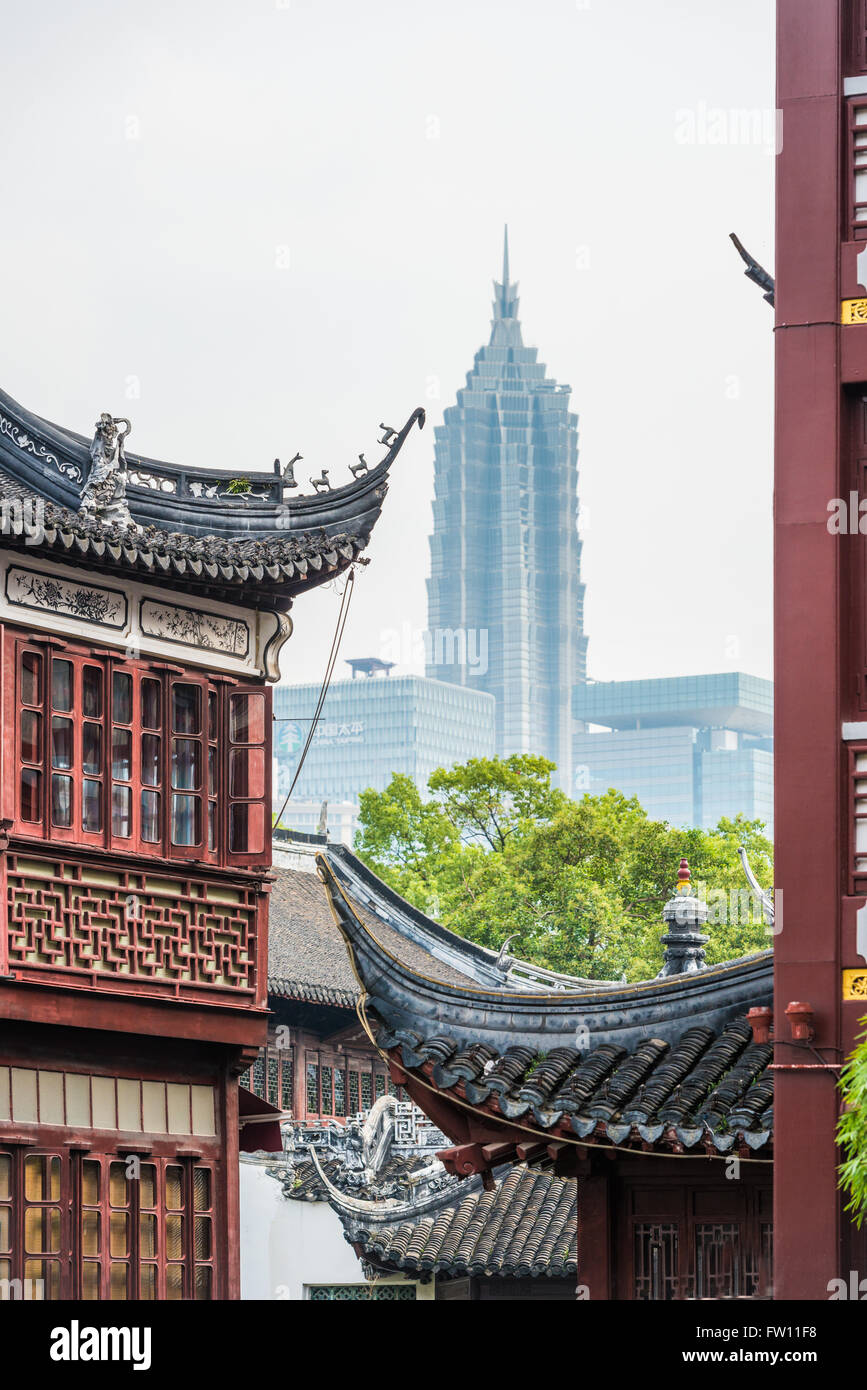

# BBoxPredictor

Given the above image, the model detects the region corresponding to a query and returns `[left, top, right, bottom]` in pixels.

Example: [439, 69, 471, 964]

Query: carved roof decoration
[317, 849, 775, 1164]
[256, 1136, 577, 1280]
[322, 1159, 577, 1281]
[0, 385, 425, 602]
[265, 1150, 436, 1204]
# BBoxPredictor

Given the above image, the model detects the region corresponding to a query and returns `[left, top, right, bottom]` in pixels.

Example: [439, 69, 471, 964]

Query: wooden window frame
[616, 1175, 773, 1301]
[849, 741, 867, 893]
[848, 98, 867, 242]
[5, 635, 270, 870]
[0, 1145, 218, 1301]
[225, 685, 270, 867]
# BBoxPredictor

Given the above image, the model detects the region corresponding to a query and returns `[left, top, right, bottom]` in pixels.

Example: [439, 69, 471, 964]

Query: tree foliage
[353, 755, 774, 981]
[838, 1017, 867, 1228]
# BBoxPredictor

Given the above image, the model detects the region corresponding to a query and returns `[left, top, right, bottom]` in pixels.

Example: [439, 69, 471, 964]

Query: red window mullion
[168, 676, 209, 862]
[109, 663, 139, 855]
[46, 653, 103, 849]
[225, 683, 270, 868]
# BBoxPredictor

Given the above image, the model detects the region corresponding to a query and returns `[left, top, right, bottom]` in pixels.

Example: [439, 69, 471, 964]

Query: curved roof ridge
[322, 842, 614, 994]
[0, 383, 424, 542]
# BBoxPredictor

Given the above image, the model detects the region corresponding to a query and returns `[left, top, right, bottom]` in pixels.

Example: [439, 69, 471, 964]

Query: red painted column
[579, 1169, 611, 1300]
[774, 0, 843, 1300]
[224, 1068, 242, 1300]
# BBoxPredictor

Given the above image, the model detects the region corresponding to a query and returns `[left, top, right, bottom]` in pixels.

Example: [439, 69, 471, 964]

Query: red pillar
[579, 1169, 612, 1300]
[774, 0, 843, 1299]
[224, 1068, 242, 1300]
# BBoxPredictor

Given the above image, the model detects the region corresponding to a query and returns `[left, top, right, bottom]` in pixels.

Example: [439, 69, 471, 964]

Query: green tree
[354, 758, 773, 982]
[838, 1017, 867, 1228]
[428, 754, 565, 849]
[354, 774, 458, 907]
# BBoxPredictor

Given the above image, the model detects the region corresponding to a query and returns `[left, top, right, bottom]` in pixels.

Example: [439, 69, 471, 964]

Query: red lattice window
[242, 1045, 293, 1114]
[694, 1223, 742, 1299]
[244, 1043, 402, 1124]
[9, 638, 269, 868]
[633, 1223, 679, 1301]
[299, 1054, 392, 1122]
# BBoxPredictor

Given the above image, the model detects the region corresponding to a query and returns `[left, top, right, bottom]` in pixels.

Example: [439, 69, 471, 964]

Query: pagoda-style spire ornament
[657, 857, 709, 977]
[490, 224, 522, 346]
[500, 224, 510, 313]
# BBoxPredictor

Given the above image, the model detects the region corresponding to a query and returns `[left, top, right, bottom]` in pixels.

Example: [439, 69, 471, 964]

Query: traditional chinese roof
[319, 842, 614, 994]
[0, 385, 424, 602]
[313, 1152, 577, 1280]
[266, 833, 589, 1009]
[318, 850, 775, 1163]
[267, 859, 359, 1009]
[375, 1008, 773, 1160]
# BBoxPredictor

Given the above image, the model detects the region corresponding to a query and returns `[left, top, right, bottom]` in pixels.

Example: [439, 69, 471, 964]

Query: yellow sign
[843, 968, 867, 999]
[842, 298, 867, 324]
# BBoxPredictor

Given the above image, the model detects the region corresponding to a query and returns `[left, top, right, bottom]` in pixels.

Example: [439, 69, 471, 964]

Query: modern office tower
[572, 672, 774, 834]
[426, 229, 587, 780]
[273, 666, 496, 842]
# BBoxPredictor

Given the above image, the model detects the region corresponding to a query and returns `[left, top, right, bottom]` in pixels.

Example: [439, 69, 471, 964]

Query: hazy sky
[0, 0, 775, 688]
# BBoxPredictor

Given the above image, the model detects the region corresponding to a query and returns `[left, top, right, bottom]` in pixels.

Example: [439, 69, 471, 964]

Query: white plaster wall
[240, 1159, 434, 1300]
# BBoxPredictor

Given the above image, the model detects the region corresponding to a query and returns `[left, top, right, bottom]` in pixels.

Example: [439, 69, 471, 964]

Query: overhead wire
[272, 566, 356, 832]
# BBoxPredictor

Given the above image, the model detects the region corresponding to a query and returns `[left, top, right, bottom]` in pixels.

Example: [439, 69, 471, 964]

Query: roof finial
[677, 857, 691, 894]
[658, 855, 708, 977]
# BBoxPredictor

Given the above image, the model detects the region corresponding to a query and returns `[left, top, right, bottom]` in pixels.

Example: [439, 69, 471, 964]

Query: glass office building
[273, 672, 496, 842]
[572, 673, 774, 834]
[426, 229, 587, 781]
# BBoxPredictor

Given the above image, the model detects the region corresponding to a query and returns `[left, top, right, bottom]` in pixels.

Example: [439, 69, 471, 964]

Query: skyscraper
[273, 669, 496, 838]
[426, 230, 587, 779]
[572, 673, 774, 832]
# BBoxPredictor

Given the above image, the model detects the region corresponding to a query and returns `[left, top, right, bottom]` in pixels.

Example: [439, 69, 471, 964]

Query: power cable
[272, 567, 356, 832]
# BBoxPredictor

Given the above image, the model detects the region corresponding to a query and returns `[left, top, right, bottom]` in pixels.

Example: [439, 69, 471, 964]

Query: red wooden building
[773, 0, 867, 1300]
[0, 385, 422, 1300]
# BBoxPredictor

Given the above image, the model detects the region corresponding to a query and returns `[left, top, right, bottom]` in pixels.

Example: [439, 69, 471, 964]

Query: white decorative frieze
[6, 565, 127, 628]
[140, 598, 249, 657]
[0, 554, 292, 681]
